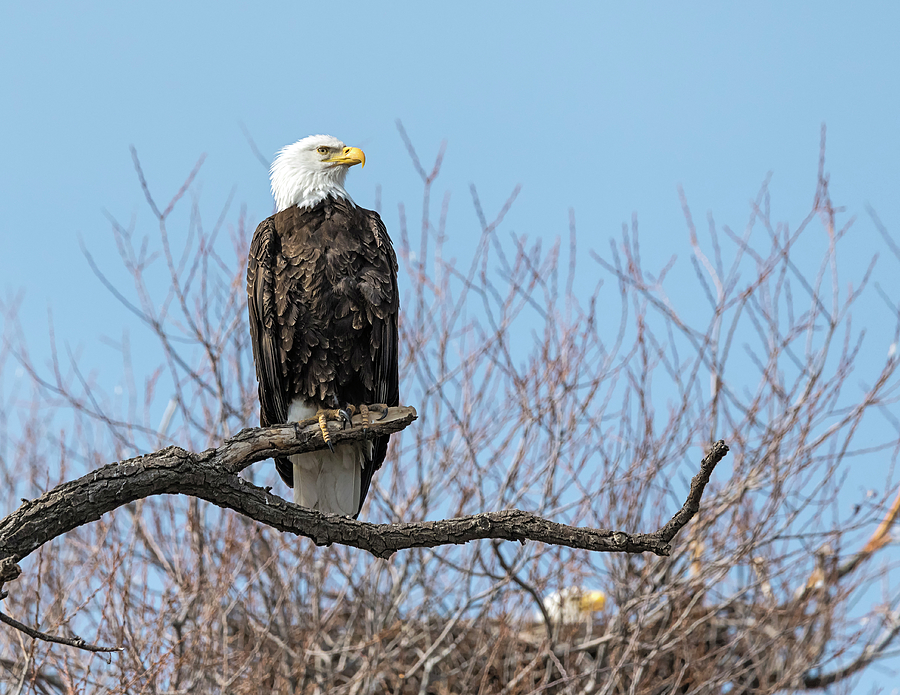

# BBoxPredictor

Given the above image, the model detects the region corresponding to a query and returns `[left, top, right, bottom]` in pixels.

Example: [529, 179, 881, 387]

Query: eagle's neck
[270, 157, 356, 212]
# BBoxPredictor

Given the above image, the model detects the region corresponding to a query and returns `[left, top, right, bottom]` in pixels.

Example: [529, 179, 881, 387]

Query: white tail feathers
[292, 445, 364, 516]
[287, 398, 372, 516]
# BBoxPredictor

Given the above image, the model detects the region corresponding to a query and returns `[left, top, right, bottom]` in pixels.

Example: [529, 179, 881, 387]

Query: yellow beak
[578, 590, 607, 613]
[326, 146, 366, 168]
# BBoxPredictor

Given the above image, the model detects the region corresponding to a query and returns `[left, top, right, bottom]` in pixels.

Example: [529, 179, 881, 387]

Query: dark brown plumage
[247, 197, 399, 517]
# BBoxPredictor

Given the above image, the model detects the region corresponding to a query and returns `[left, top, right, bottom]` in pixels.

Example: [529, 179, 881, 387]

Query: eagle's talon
[339, 409, 353, 429]
[371, 403, 390, 421]
[317, 410, 336, 453]
[360, 404, 370, 437]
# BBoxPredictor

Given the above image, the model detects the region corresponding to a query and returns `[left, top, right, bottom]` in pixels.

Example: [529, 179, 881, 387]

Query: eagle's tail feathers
[291, 445, 363, 517]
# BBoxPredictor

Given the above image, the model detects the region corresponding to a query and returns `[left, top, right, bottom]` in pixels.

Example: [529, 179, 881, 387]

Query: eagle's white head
[537, 587, 607, 625]
[270, 134, 366, 212]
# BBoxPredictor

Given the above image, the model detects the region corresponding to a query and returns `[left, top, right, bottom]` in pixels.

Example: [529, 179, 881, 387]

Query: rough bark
[0, 406, 727, 589]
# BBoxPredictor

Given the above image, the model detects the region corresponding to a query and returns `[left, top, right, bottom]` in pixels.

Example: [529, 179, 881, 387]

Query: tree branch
[802, 604, 900, 689]
[0, 610, 122, 654]
[1, 405, 727, 590]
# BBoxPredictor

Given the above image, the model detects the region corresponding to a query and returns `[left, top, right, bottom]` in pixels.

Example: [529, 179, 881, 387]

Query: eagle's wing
[247, 216, 294, 485]
[358, 209, 400, 512]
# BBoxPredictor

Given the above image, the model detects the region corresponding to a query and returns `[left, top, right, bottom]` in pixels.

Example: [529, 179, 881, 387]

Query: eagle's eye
[316, 146, 329, 155]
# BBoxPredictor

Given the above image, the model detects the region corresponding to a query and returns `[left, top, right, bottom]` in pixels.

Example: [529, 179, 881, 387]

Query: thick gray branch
[0, 407, 727, 571]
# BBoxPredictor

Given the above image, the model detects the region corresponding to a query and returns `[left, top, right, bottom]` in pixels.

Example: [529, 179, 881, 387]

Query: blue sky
[4, 3, 899, 323]
[6, 1, 900, 419]
[3, 1, 900, 687]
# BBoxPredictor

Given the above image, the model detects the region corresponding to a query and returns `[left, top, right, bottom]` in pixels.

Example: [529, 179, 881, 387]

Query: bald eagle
[246, 134, 399, 518]
[538, 587, 607, 625]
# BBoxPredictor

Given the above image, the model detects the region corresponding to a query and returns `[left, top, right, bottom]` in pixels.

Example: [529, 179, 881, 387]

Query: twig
[802, 604, 900, 689]
[0, 610, 122, 654]
[836, 483, 900, 579]
[656, 440, 729, 543]
[239, 121, 271, 170]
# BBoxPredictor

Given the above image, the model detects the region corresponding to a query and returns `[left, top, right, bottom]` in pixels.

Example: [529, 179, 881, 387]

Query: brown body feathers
[247, 198, 399, 514]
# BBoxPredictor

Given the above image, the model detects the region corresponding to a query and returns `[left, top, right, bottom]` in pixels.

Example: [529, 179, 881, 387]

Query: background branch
[0, 610, 121, 654]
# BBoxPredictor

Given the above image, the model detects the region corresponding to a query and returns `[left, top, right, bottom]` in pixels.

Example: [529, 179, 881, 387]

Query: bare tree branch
[0, 610, 122, 654]
[802, 605, 900, 689]
[0, 409, 726, 591]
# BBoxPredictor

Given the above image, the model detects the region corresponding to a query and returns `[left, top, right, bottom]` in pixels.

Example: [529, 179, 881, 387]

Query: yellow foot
[341, 403, 390, 437]
[315, 409, 351, 453]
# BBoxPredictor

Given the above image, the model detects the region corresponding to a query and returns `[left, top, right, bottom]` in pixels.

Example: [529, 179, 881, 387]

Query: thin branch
[129, 145, 161, 218]
[802, 605, 900, 689]
[0, 610, 122, 654]
[656, 440, 728, 543]
[836, 483, 900, 579]
[239, 121, 271, 170]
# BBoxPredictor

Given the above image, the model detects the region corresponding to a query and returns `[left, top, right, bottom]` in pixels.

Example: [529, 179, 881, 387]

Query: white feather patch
[270, 134, 356, 212]
[287, 398, 371, 516]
